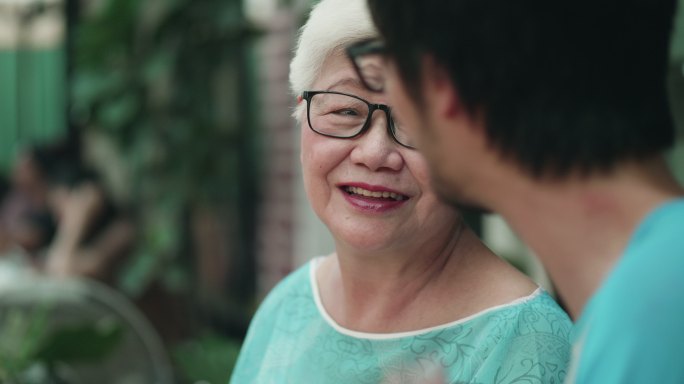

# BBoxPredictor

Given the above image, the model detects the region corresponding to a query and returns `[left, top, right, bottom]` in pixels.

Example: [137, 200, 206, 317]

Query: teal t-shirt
[231, 258, 572, 383]
[568, 198, 684, 383]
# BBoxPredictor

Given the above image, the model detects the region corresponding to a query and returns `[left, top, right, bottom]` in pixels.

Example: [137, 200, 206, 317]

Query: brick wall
[253, 10, 299, 298]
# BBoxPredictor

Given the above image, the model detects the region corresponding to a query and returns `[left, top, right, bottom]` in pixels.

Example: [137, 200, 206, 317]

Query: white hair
[289, 0, 378, 119]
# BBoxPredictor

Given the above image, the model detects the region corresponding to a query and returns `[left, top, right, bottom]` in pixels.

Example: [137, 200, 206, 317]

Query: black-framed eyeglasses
[346, 38, 387, 93]
[301, 90, 415, 149]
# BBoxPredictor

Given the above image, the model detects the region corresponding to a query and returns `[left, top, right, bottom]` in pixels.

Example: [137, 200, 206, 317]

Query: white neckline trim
[309, 256, 543, 340]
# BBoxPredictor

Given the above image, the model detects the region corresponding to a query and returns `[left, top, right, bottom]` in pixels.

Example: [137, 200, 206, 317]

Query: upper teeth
[345, 186, 405, 201]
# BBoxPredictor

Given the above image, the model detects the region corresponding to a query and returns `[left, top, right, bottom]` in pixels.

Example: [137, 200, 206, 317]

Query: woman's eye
[334, 108, 360, 116]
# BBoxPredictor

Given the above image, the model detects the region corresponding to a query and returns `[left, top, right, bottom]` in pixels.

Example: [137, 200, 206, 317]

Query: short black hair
[369, 0, 678, 177]
[28, 142, 97, 188]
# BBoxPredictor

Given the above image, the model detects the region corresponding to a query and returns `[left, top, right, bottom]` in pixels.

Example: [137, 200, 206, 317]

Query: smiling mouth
[342, 186, 408, 201]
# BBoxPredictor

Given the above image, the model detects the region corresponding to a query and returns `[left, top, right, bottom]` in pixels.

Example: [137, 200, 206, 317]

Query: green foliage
[672, 0, 684, 62]
[70, 3, 261, 377]
[0, 308, 50, 382]
[172, 332, 242, 384]
[72, 0, 258, 202]
[71, 0, 261, 296]
[0, 307, 124, 384]
[33, 319, 124, 365]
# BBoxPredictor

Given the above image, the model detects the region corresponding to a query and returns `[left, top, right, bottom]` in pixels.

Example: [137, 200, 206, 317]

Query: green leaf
[33, 319, 125, 364]
[670, 0, 684, 60]
[96, 91, 141, 131]
[172, 332, 242, 383]
[142, 49, 175, 85]
[117, 250, 162, 297]
[0, 306, 51, 377]
[73, 70, 125, 99]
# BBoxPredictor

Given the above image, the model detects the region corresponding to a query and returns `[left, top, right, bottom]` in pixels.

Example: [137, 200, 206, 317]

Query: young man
[348, 0, 684, 382]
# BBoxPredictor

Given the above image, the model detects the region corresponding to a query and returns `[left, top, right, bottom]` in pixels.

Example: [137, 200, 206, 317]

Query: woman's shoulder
[461, 290, 572, 382]
[231, 259, 320, 382]
[492, 289, 572, 336]
[516, 289, 570, 316]
[392, 289, 571, 383]
[252, 258, 318, 315]
[482, 290, 572, 364]
[436, 288, 571, 338]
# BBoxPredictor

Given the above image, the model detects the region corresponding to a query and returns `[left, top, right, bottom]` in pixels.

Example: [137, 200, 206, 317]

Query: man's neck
[490, 157, 683, 319]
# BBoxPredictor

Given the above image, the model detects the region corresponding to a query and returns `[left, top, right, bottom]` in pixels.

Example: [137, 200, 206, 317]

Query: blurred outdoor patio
[0, 0, 683, 383]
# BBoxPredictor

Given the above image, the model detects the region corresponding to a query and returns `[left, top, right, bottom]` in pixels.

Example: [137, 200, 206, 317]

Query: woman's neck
[318, 220, 461, 331]
[316, 222, 535, 333]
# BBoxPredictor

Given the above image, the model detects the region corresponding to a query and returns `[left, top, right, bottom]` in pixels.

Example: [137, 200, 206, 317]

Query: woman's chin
[332, 228, 402, 254]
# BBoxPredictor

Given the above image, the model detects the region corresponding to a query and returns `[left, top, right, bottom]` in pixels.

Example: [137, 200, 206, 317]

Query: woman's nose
[349, 113, 404, 172]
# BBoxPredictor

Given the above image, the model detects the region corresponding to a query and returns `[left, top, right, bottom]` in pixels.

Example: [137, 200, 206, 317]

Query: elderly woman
[230, 0, 571, 382]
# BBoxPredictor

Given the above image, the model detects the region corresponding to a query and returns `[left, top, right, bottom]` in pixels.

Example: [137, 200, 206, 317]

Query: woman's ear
[297, 95, 303, 104]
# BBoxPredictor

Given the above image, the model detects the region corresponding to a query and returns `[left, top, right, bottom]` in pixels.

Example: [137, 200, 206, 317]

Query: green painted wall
[0, 48, 66, 173]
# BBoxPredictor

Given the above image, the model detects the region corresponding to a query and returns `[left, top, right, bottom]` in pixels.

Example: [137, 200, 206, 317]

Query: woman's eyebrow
[325, 78, 365, 92]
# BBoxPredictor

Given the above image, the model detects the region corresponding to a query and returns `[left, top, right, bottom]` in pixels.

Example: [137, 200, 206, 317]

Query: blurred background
[0, 0, 683, 383]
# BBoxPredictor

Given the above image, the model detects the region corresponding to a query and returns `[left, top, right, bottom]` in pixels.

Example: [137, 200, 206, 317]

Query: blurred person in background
[0, 142, 133, 284]
[0, 176, 12, 253]
[0, 146, 56, 256]
[352, 0, 684, 382]
[230, 0, 571, 382]
[42, 164, 134, 283]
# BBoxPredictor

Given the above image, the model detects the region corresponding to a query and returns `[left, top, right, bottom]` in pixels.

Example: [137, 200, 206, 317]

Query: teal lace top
[231, 258, 572, 383]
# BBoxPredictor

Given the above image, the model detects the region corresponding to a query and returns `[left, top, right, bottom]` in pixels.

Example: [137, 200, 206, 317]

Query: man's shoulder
[630, 198, 684, 253]
[571, 198, 684, 383]
[594, 198, 684, 295]
[605, 198, 684, 297]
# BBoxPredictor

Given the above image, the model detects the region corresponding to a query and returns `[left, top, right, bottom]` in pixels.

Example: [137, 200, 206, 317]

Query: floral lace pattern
[231, 262, 572, 384]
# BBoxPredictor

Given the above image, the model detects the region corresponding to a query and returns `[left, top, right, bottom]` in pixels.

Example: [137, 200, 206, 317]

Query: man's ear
[421, 54, 463, 120]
